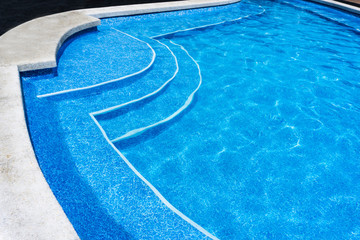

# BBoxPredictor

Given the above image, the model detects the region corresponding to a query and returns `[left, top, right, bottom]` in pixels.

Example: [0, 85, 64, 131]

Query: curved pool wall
[21, 1, 360, 239]
[21, 2, 259, 238]
[1, 0, 360, 240]
[0, 1, 242, 239]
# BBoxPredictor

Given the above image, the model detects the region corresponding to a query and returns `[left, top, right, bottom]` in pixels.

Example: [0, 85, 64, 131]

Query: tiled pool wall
[20, 25, 213, 239]
[0, 0, 359, 239]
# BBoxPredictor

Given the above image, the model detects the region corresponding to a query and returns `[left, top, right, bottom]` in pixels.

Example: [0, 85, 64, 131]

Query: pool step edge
[0, 11, 100, 72]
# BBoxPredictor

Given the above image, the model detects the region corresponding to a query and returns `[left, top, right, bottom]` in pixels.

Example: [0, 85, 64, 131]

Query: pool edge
[0, 65, 80, 239]
[306, 0, 360, 15]
[1, 0, 359, 239]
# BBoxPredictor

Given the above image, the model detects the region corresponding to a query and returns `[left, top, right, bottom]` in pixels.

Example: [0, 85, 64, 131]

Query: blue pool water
[21, 0, 360, 239]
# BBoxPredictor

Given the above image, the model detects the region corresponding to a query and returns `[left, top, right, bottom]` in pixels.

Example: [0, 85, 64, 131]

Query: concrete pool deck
[0, 0, 359, 239]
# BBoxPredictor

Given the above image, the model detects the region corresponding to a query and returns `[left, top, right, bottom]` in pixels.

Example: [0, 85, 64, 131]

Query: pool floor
[21, 0, 360, 239]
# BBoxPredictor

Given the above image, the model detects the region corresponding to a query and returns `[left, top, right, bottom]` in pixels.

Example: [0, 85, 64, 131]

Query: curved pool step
[94, 39, 202, 143]
[33, 27, 156, 98]
[77, 35, 179, 116]
[32, 33, 179, 119]
[91, 38, 179, 116]
[151, 4, 266, 39]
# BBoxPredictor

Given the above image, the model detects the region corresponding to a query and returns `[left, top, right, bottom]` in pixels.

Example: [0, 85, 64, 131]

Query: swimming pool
[21, 0, 360, 239]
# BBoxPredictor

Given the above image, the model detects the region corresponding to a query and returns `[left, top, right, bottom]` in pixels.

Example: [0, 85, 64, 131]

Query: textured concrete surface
[0, 66, 79, 240]
[0, 10, 101, 240]
[308, 0, 360, 14]
[0, 11, 100, 71]
[79, 0, 240, 18]
[336, 0, 360, 7]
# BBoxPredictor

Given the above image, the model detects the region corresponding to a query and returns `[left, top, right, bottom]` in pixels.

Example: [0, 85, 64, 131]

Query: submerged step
[77, 35, 180, 114]
[28, 32, 179, 117]
[23, 27, 155, 98]
[94, 39, 201, 143]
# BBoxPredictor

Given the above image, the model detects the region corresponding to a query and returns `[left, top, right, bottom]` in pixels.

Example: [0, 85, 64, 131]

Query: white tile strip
[78, 0, 242, 19]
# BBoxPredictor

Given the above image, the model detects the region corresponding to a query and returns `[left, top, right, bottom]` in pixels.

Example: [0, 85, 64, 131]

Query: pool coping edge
[306, 0, 360, 14]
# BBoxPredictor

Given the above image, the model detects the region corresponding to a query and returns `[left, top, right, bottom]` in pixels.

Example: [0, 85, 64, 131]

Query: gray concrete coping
[0, 11, 100, 72]
[308, 0, 360, 14]
[78, 0, 241, 18]
[0, 10, 102, 240]
[0, 66, 79, 240]
[0, 0, 359, 239]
